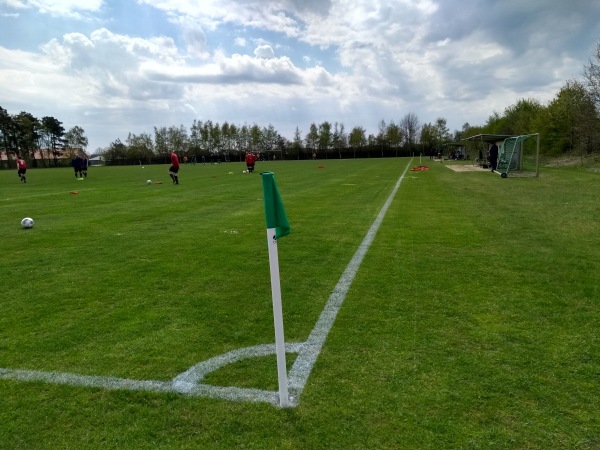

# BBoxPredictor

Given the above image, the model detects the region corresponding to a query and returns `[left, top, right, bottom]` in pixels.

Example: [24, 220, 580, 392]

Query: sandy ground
[443, 163, 488, 172]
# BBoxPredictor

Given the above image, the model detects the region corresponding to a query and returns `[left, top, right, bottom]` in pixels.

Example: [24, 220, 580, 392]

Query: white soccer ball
[147, 180, 152, 184]
[21, 217, 34, 228]
[243, 170, 247, 174]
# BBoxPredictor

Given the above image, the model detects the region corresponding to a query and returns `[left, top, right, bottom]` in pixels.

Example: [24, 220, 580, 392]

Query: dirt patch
[444, 164, 487, 172]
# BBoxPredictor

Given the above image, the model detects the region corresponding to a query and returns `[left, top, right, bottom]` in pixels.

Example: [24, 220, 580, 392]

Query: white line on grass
[0, 160, 413, 407]
[287, 160, 412, 396]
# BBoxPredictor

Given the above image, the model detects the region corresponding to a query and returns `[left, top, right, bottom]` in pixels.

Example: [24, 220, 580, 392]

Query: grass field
[1, 158, 599, 448]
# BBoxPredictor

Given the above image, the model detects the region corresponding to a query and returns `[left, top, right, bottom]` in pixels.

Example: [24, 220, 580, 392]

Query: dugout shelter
[464, 133, 540, 178]
[441, 142, 468, 160]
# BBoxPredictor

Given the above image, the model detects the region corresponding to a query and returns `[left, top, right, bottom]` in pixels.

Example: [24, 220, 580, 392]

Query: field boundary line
[287, 159, 412, 402]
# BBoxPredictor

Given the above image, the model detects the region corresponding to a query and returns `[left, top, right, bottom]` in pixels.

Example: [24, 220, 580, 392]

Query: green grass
[1, 159, 599, 448]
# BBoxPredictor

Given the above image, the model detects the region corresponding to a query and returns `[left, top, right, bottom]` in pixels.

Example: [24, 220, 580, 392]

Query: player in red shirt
[169, 150, 180, 184]
[16, 156, 27, 183]
[245, 152, 256, 173]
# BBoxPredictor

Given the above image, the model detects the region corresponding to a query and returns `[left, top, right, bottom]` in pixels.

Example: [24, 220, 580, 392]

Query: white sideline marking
[0, 161, 412, 407]
[288, 161, 412, 393]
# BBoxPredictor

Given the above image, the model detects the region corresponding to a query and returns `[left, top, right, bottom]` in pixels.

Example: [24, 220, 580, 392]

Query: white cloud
[1, 0, 28, 9]
[254, 44, 274, 59]
[1, 0, 104, 18]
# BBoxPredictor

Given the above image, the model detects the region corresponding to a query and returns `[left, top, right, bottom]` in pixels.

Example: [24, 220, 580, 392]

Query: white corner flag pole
[266, 229, 290, 407]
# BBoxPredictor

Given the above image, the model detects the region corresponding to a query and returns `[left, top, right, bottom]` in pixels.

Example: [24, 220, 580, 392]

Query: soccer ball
[21, 217, 34, 228]
[243, 170, 247, 174]
[147, 180, 152, 184]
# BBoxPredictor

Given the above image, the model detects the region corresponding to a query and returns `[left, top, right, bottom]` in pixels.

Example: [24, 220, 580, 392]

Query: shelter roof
[441, 142, 465, 147]
[463, 134, 515, 143]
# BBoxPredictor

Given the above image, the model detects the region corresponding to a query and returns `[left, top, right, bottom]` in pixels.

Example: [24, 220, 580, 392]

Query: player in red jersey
[245, 152, 256, 173]
[16, 156, 27, 183]
[169, 150, 180, 184]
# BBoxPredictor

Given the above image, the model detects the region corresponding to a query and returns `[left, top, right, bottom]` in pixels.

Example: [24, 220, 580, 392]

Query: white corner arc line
[0, 160, 413, 407]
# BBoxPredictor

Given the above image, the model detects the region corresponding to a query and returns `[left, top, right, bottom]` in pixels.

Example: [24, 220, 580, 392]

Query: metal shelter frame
[463, 134, 514, 168]
[463, 133, 540, 177]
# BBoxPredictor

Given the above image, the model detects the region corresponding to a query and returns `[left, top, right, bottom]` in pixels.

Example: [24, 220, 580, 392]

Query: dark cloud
[284, 0, 333, 16]
[426, 0, 600, 60]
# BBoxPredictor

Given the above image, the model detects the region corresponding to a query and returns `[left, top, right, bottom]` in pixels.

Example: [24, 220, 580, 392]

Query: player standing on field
[169, 150, 180, 184]
[245, 151, 256, 173]
[489, 143, 499, 172]
[16, 155, 27, 183]
[72, 154, 83, 178]
[81, 154, 89, 177]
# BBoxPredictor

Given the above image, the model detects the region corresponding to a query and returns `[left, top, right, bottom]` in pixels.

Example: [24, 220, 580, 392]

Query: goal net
[497, 134, 540, 177]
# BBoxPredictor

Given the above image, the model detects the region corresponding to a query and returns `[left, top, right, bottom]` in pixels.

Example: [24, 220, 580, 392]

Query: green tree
[189, 120, 203, 156]
[221, 122, 237, 160]
[419, 123, 436, 153]
[14, 111, 41, 163]
[246, 123, 260, 151]
[502, 98, 543, 135]
[236, 124, 250, 156]
[291, 126, 303, 159]
[262, 124, 279, 152]
[41, 116, 65, 167]
[0, 106, 18, 167]
[126, 132, 154, 163]
[348, 126, 366, 158]
[318, 121, 332, 157]
[305, 123, 319, 155]
[103, 138, 127, 164]
[385, 121, 403, 152]
[434, 117, 451, 143]
[537, 80, 599, 156]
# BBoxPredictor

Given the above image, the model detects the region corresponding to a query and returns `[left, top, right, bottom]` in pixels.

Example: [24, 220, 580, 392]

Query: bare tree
[154, 126, 169, 159]
[400, 112, 420, 153]
[583, 41, 600, 110]
[64, 125, 89, 158]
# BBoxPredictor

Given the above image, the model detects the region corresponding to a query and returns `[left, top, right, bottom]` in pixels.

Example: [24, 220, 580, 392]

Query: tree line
[3, 42, 599, 167]
[0, 108, 88, 168]
[103, 113, 424, 165]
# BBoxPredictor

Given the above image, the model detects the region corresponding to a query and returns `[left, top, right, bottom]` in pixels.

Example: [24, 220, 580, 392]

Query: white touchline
[0, 160, 413, 407]
[288, 160, 413, 397]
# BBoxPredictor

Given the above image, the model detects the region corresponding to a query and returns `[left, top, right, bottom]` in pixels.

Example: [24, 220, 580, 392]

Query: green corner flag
[261, 172, 290, 239]
[261, 171, 291, 406]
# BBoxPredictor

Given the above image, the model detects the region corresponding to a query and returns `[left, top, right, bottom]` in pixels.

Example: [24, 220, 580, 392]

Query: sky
[1, 0, 600, 153]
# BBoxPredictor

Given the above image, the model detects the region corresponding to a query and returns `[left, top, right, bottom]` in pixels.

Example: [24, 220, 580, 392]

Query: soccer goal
[497, 133, 540, 178]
